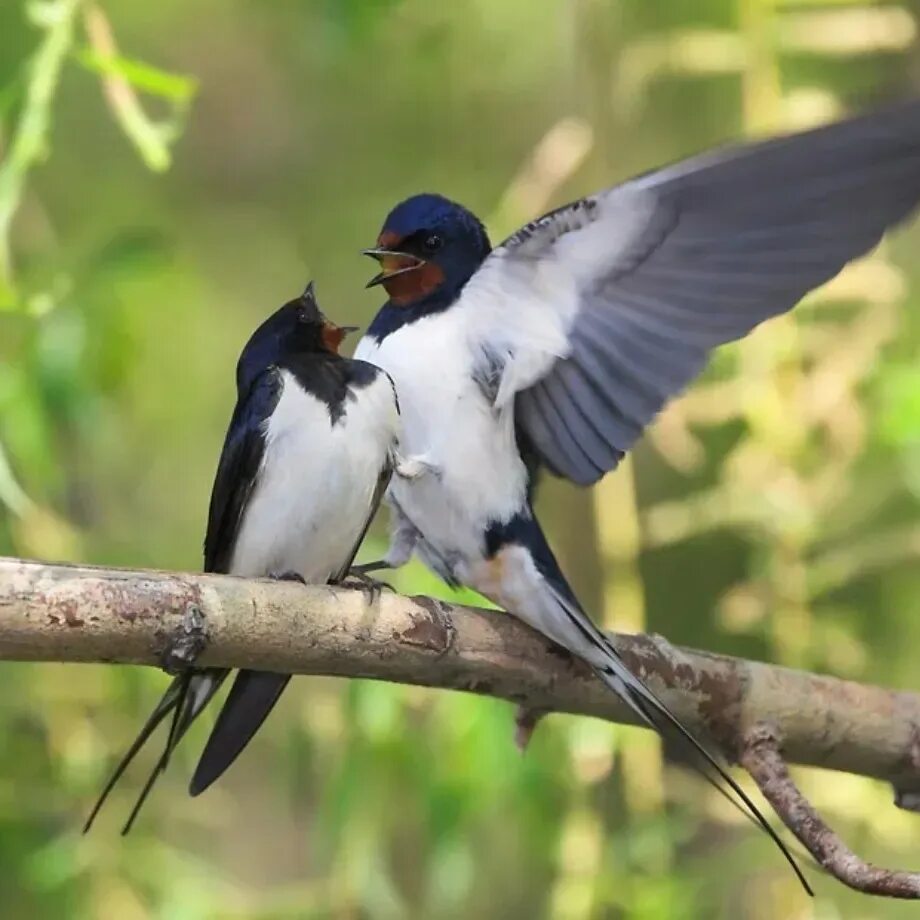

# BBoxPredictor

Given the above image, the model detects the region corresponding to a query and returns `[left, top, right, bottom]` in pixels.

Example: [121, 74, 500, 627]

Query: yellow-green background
[2, 1, 920, 917]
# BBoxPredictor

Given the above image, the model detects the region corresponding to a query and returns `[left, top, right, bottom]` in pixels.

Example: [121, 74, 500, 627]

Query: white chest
[230, 369, 398, 580]
[356, 313, 528, 557]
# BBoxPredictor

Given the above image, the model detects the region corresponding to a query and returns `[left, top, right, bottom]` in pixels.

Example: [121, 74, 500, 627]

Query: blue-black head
[363, 194, 492, 307]
[238, 282, 357, 390]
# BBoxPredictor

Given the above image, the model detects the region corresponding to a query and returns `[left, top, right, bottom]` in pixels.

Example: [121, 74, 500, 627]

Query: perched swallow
[356, 99, 920, 889]
[84, 283, 400, 833]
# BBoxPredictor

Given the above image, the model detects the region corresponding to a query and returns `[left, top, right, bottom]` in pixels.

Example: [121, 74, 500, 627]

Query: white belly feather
[230, 368, 398, 581]
[356, 311, 527, 562]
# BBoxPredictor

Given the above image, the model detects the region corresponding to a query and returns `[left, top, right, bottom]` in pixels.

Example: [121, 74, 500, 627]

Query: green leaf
[75, 49, 198, 102]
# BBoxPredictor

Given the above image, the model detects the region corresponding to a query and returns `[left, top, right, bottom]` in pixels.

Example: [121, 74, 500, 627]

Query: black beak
[315, 306, 357, 336]
[362, 248, 425, 289]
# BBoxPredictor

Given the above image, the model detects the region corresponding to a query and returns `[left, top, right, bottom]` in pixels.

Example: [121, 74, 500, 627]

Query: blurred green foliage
[2, 0, 920, 917]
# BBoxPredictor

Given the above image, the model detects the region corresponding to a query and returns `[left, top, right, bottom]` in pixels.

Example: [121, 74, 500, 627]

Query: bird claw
[340, 569, 393, 604]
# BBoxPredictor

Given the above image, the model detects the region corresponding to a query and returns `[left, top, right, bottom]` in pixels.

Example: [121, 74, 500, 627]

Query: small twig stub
[158, 603, 209, 674]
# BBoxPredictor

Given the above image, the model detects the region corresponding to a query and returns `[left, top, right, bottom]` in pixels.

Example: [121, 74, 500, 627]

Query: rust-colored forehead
[377, 229, 404, 249]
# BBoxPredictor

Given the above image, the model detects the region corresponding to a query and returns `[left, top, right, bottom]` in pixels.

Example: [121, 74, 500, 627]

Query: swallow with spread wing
[355, 99, 920, 891]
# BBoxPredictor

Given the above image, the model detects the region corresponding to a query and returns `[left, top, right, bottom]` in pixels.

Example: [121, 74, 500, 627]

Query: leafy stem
[0, 0, 83, 293]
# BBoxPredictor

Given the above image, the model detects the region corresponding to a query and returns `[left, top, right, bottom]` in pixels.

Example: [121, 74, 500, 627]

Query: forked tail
[486, 509, 812, 894]
[83, 668, 227, 834]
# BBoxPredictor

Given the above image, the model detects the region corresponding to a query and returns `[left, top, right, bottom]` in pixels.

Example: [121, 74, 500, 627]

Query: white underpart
[356, 306, 527, 564]
[230, 368, 398, 580]
[462, 545, 605, 662]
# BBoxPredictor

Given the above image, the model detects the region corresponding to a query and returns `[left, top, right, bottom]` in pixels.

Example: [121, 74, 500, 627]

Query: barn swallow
[84, 283, 400, 832]
[355, 99, 920, 890]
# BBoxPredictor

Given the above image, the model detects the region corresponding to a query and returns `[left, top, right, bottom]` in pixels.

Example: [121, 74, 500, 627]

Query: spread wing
[203, 368, 283, 573]
[459, 98, 920, 485]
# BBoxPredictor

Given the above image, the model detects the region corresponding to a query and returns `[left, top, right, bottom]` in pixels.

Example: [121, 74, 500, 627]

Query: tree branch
[741, 723, 920, 898]
[2, 555, 919, 896]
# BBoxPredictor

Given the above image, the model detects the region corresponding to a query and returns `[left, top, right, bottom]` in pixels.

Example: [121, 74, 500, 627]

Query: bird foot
[159, 603, 209, 675]
[340, 569, 393, 604]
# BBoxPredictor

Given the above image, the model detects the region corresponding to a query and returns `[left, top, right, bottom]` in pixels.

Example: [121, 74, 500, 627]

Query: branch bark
[2, 555, 919, 896]
[740, 723, 920, 898]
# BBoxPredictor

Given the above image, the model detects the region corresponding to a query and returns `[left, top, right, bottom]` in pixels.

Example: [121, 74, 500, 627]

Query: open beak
[362, 248, 425, 289]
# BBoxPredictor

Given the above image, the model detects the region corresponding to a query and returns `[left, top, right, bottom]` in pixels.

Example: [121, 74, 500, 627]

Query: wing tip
[188, 766, 214, 798]
[187, 670, 292, 799]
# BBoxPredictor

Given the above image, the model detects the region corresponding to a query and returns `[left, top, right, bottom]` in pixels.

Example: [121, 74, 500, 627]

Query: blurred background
[2, 0, 920, 916]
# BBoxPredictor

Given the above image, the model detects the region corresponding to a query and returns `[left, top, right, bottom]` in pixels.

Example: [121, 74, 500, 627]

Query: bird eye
[423, 233, 443, 253]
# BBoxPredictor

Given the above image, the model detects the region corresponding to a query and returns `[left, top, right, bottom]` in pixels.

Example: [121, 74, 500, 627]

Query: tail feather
[83, 668, 227, 834]
[594, 664, 810, 892]
[565, 594, 812, 894]
[189, 670, 291, 797]
[493, 512, 811, 893]
[119, 675, 194, 836]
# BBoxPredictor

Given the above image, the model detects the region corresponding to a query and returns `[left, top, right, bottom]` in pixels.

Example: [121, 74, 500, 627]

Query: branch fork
[741, 723, 920, 898]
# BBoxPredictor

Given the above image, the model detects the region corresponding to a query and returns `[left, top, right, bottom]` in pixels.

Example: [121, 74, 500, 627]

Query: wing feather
[457, 99, 920, 484]
[203, 369, 282, 573]
[189, 365, 397, 797]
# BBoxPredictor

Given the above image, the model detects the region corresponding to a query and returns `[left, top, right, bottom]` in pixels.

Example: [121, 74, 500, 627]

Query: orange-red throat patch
[321, 322, 347, 354]
[375, 232, 446, 305]
[383, 260, 445, 305]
